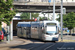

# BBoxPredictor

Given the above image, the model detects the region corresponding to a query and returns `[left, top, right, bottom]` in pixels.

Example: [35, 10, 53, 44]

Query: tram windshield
[46, 26, 57, 35]
[46, 31, 56, 35]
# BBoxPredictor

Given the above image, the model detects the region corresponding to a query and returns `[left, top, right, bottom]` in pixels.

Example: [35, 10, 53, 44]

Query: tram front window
[46, 31, 57, 35]
[46, 26, 58, 35]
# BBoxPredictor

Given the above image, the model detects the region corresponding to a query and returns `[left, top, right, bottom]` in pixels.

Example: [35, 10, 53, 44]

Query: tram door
[26, 27, 31, 38]
[17, 27, 22, 37]
[23, 27, 31, 38]
[31, 25, 39, 39]
[38, 27, 42, 39]
[23, 27, 27, 38]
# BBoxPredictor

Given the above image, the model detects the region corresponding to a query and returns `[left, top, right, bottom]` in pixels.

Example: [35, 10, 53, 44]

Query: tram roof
[31, 21, 40, 24]
[17, 22, 31, 27]
[42, 20, 59, 23]
[18, 21, 31, 24]
[41, 20, 60, 27]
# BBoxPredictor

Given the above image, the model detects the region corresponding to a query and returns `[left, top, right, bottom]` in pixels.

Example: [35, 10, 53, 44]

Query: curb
[58, 40, 75, 42]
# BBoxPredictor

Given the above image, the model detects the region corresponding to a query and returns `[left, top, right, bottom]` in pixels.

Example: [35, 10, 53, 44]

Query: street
[0, 0, 75, 50]
[8, 42, 75, 50]
[0, 34, 75, 50]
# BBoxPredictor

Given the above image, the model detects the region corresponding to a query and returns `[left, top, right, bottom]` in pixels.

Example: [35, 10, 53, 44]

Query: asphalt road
[0, 34, 75, 50]
[9, 42, 75, 50]
[9, 36, 75, 50]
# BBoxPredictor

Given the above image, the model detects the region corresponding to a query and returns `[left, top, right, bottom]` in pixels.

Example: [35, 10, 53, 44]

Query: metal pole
[61, 0, 63, 41]
[53, 0, 55, 21]
[10, 20, 13, 40]
[30, 13, 31, 19]
[7, 26, 10, 43]
[48, 13, 49, 20]
[43, 13, 46, 19]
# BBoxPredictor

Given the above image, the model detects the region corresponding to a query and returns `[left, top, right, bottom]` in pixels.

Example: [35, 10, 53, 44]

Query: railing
[13, 0, 75, 6]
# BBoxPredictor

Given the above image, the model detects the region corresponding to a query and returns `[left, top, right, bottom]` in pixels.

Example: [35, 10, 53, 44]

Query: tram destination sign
[47, 23, 56, 25]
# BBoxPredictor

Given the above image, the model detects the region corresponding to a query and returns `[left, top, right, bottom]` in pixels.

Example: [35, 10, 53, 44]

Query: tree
[20, 13, 39, 20]
[57, 12, 75, 34]
[20, 13, 30, 19]
[31, 13, 39, 19]
[39, 17, 48, 20]
[0, 0, 15, 31]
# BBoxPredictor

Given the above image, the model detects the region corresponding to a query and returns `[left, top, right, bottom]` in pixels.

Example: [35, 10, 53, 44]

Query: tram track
[28, 43, 44, 50]
[44, 43, 56, 50]
[46, 42, 64, 50]
[27, 42, 55, 50]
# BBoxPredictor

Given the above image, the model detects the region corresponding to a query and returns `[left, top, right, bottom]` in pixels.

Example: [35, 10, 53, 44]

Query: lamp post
[43, 13, 46, 18]
[30, 13, 31, 19]
[53, 0, 55, 21]
[61, 0, 63, 41]
[48, 0, 51, 20]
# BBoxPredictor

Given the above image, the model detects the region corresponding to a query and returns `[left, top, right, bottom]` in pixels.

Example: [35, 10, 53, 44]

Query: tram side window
[55, 26, 59, 35]
[32, 26, 37, 28]
[24, 27, 26, 30]
[17, 24, 21, 28]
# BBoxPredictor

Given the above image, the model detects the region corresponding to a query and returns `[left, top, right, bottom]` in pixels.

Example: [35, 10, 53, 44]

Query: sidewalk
[59, 33, 75, 42]
[0, 36, 25, 48]
[0, 34, 75, 48]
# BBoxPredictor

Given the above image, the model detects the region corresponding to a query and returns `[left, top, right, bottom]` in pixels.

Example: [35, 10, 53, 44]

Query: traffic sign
[48, 0, 51, 3]
[35, 18, 37, 21]
[67, 30, 69, 33]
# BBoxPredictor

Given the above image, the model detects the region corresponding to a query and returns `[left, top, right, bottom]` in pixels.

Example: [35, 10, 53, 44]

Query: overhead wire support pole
[48, 0, 50, 20]
[30, 13, 31, 19]
[53, 0, 55, 21]
[61, 0, 63, 41]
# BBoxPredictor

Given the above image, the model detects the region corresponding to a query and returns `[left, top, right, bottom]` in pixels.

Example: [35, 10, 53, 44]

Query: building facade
[14, 0, 75, 2]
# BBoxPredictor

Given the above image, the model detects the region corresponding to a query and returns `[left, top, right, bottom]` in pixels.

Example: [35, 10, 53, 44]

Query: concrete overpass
[13, 0, 75, 13]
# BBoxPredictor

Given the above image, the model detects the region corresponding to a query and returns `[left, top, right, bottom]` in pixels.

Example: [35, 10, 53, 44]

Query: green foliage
[0, 0, 16, 30]
[31, 13, 39, 19]
[39, 17, 48, 20]
[20, 13, 30, 19]
[39, 17, 45, 20]
[20, 13, 39, 20]
[57, 12, 75, 30]
[63, 12, 75, 30]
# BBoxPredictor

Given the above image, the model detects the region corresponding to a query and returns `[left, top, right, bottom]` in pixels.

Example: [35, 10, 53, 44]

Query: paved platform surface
[0, 34, 75, 48]
[0, 36, 25, 48]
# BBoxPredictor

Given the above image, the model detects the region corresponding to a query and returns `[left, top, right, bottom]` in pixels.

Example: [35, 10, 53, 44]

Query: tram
[17, 22, 31, 38]
[17, 20, 60, 41]
[40, 20, 59, 41]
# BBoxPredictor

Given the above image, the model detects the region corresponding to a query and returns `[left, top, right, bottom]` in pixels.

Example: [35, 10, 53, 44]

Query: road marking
[57, 43, 65, 50]
[44, 43, 56, 50]
[28, 44, 44, 50]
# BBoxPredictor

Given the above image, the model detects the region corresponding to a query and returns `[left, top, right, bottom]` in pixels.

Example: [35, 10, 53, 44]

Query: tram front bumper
[45, 37, 58, 41]
[44, 35, 59, 41]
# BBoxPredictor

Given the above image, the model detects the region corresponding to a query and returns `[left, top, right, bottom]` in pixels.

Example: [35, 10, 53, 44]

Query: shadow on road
[10, 43, 44, 50]
[13, 30, 17, 36]
[9, 42, 66, 50]
[20, 37, 56, 43]
[59, 33, 75, 36]
[72, 34, 75, 36]
[9, 42, 75, 50]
